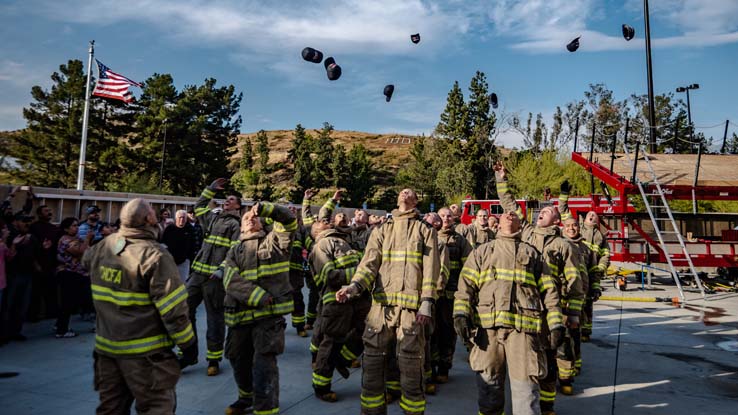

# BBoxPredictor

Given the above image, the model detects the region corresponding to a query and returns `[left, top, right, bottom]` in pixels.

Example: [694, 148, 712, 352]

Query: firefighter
[432, 207, 473, 385]
[558, 181, 606, 342]
[222, 201, 297, 415]
[421, 212, 449, 395]
[560, 215, 598, 391]
[336, 188, 440, 415]
[487, 215, 499, 236]
[350, 208, 374, 253]
[82, 198, 196, 415]
[308, 193, 366, 402]
[185, 178, 242, 376]
[288, 208, 314, 337]
[494, 162, 583, 415]
[454, 211, 563, 415]
[301, 188, 331, 329]
[463, 209, 496, 248]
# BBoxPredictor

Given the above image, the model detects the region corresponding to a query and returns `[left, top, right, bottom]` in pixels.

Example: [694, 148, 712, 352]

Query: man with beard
[185, 178, 242, 376]
[494, 162, 583, 415]
[307, 191, 366, 402]
[336, 188, 440, 415]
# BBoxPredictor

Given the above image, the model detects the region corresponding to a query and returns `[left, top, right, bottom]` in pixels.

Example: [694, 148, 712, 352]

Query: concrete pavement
[1, 280, 737, 414]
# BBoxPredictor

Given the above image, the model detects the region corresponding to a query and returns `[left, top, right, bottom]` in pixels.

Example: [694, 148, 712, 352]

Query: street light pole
[644, 0, 658, 154]
[676, 84, 699, 152]
[158, 119, 167, 192]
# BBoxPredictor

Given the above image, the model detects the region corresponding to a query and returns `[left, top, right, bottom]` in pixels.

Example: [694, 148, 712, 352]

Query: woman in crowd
[54, 217, 93, 338]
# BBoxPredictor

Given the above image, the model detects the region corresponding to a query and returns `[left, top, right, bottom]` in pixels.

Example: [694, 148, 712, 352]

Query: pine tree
[256, 129, 269, 174]
[311, 122, 335, 187]
[291, 124, 314, 200]
[343, 144, 375, 206]
[466, 71, 497, 199]
[241, 137, 254, 170]
[435, 81, 470, 142]
[331, 144, 347, 188]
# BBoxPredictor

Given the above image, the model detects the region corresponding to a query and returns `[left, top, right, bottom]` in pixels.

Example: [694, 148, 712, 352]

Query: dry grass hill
[231, 129, 419, 190]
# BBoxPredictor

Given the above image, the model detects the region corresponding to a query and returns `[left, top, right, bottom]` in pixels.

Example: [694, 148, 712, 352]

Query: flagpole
[77, 40, 95, 190]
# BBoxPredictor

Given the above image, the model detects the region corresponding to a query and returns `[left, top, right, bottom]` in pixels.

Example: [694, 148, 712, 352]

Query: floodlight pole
[643, 0, 658, 154]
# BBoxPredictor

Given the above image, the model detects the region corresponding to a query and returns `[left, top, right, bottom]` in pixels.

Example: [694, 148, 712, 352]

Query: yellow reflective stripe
[206, 349, 224, 359]
[204, 234, 236, 248]
[239, 388, 253, 398]
[260, 202, 275, 217]
[540, 390, 556, 402]
[340, 344, 357, 361]
[305, 237, 314, 250]
[399, 395, 426, 413]
[309, 342, 319, 353]
[567, 298, 584, 312]
[171, 324, 194, 345]
[450, 260, 461, 270]
[382, 250, 422, 264]
[192, 261, 219, 274]
[344, 267, 356, 284]
[323, 198, 336, 211]
[91, 284, 152, 306]
[538, 276, 555, 293]
[291, 240, 303, 248]
[564, 267, 580, 282]
[322, 291, 337, 304]
[386, 380, 401, 390]
[280, 219, 298, 232]
[496, 182, 509, 194]
[312, 372, 332, 386]
[355, 268, 375, 289]
[361, 394, 385, 409]
[247, 286, 268, 307]
[95, 334, 173, 355]
[201, 188, 215, 199]
[372, 292, 420, 309]
[460, 267, 480, 286]
[194, 207, 211, 217]
[477, 311, 541, 331]
[335, 253, 361, 267]
[494, 268, 537, 286]
[224, 300, 295, 326]
[239, 261, 290, 281]
[315, 261, 335, 286]
[548, 262, 560, 274]
[547, 310, 563, 327]
[453, 298, 472, 316]
[254, 409, 279, 415]
[155, 285, 187, 316]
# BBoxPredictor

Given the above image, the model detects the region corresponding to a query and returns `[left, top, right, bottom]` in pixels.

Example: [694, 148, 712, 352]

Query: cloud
[29, 0, 470, 57]
[488, 0, 738, 53]
[0, 60, 41, 88]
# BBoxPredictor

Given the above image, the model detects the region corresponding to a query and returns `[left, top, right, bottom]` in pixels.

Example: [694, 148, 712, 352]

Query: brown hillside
[232, 129, 417, 172]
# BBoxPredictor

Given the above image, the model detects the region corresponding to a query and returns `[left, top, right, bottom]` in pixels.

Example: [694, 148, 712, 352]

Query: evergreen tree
[256, 129, 269, 174]
[241, 137, 254, 170]
[466, 71, 497, 199]
[311, 122, 335, 187]
[291, 124, 314, 200]
[343, 144, 375, 206]
[331, 144, 347, 188]
[11, 60, 93, 187]
[435, 81, 470, 142]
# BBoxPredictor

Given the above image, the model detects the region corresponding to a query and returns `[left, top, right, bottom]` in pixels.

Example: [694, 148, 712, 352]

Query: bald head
[397, 188, 418, 211]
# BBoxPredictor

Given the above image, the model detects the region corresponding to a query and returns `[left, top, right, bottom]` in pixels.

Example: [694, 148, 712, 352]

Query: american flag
[92, 60, 142, 103]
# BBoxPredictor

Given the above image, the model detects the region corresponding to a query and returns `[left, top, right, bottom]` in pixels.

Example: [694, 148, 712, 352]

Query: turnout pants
[187, 272, 225, 362]
[556, 326, 578, 383]
[539, 348, 557, 412]
[582, 298, 594, 337]
[470, 328, 545, 415]
[226, 316, 286, 415]
[431, 295, 456, 376]
[93, 350, 180, 415]
[312, 301, 352, 393]
[360, 304, 426, 415]
[290, 270, 307, 329]
[306, 274, 319, 326]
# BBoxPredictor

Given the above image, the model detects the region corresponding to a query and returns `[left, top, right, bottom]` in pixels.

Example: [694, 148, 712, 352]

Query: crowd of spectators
[0, 186, 201, 344]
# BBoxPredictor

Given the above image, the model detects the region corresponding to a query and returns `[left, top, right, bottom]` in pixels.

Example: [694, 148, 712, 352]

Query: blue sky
[1, 0, 738, 148]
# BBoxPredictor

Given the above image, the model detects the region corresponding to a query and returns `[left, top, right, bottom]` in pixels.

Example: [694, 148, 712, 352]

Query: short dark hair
[60, 217, 78, 231]
[36, 204, 49, 216]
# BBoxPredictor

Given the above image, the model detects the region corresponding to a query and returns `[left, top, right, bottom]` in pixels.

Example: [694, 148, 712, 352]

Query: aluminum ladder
[622, 142, 706, 301]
